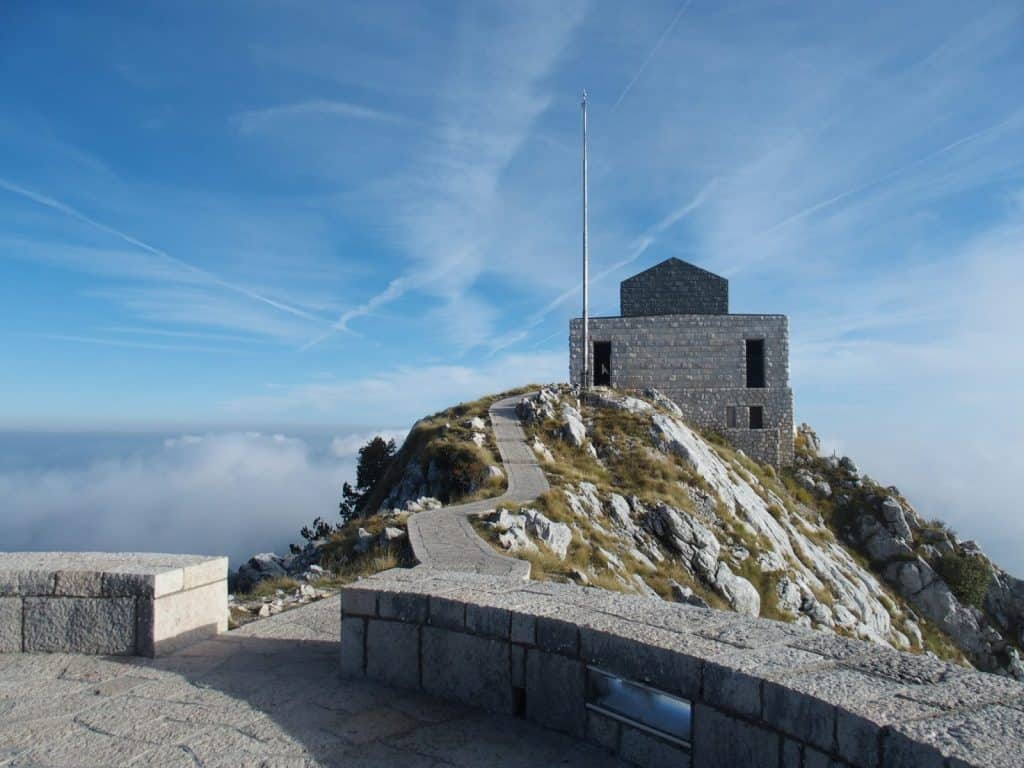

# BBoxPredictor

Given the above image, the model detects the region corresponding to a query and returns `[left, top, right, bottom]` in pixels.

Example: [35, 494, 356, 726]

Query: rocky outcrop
[482, 507, 572, 560]
[373, 385, 1024, 682]
[791, 424, 1023, 679]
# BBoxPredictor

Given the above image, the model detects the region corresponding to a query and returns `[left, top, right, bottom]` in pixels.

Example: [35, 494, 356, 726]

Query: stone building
[569, 257, 794, 466]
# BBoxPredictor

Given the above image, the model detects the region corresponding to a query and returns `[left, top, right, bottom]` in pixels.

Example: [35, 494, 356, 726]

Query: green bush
[936, 552, 993, 609]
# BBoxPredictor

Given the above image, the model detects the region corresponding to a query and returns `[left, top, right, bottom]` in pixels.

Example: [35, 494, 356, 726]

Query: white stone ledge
[0, 552, 227, 657]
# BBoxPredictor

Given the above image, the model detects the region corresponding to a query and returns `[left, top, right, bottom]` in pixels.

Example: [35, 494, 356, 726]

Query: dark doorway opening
[746, 339, 765, 388]
[749, 406, 764, 430]
[593, 341, 611, 386]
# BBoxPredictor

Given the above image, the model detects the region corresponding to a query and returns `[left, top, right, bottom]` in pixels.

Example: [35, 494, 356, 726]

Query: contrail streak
[612, 0, 695, 110]
[16, 332, 243, 355]
[299, 275, 411, 351]
[0, 178, 321, 323]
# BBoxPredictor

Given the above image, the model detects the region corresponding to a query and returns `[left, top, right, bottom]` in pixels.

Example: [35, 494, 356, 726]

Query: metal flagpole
[581, 89, 590, 392]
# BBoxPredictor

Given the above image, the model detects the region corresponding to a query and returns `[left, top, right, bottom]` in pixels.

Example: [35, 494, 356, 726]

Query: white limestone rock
[487, 509, 526, 533]
[498, 528, 536, 553]
[776, 577, 803, 616]
[833, 604, 858, 630]
[531, 438, 555, 463]
[516, 388, 560, 424]
[645, 503, 720, 579]
[796, 423, 822, 455]
[236, 553, 287, 592]
[643, 388, 683, 417]
[379, 527, 407, 545]
[355, 528, 375, 555]
[471, 432, 487, 447]
[563, 483, 604, 520]
[857, 515, 913, 562]
[880, 497, 913, 541]
[598, 547, 624, 571]
[757, 551, 786, 573]
[795, 469, 817, 491]
[714, 562, 760, 616]
[590, 390, 652, 415]
[606, 494, 640, 538]
[466, 416, 487, 431]
[670, 580, 710, 608]
[523, 509, 572, 560]
[560, 404, 587, 448]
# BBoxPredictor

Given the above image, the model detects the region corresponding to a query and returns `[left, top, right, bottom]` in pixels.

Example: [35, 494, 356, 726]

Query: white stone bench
[0, 552, 227, 657]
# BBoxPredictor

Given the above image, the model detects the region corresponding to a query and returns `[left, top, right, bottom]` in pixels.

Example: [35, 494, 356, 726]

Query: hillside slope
[374, 384, 1024, 679]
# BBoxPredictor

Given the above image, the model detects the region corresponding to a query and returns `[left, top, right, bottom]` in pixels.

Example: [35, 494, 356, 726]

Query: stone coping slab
[1, 552, 228, 657]
[0, 552, 225, 598]
[341, 569, 1024, 768]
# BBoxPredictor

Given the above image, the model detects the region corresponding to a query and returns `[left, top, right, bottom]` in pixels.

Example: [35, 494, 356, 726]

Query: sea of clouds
[0, 428, 405, 568]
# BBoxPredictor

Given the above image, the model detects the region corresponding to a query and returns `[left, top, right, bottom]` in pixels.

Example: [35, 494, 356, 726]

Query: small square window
[749, 406, 764, 430]
[726, 406, 737, 428]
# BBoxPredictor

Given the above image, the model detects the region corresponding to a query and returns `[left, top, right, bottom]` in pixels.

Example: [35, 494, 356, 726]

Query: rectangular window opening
[745, 339, 765, 389]
[593, 341, 611, 386]
[749, 406, 764, 430]
[585, 667, 692, 747]
[726, 406, 737, 429]
[512, 686, 526, 718]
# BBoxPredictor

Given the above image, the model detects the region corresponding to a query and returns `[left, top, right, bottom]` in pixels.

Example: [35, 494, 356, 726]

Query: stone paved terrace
[404, 394, 548, 579]
[0, 595, 626, 767]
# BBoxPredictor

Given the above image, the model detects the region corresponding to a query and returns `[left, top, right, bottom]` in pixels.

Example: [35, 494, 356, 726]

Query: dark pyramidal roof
[620, 257, 729, 316]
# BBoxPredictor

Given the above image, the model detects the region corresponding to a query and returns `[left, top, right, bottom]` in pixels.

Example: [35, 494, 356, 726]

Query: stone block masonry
[0, 552, 227, 656]
[570, 313, 794, 466]
[341, 569, 1024, 768]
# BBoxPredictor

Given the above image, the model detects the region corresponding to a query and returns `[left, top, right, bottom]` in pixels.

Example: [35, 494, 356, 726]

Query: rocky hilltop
[372, 385, 1024, 680]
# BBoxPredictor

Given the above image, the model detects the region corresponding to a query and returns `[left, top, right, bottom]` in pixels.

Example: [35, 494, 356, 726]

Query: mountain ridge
[373, 384, 1024, 680]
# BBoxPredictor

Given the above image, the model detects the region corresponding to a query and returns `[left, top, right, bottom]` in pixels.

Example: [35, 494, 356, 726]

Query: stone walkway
[405, 394, 548, 579]
[0, 596, 624, 767]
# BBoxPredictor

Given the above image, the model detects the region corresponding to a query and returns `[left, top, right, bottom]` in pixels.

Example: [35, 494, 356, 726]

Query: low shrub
[936, 552, 993, 609]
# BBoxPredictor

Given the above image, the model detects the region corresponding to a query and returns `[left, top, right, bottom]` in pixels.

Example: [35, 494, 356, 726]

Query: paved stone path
[405, 394, 548, 579]
[0, 596, 624, 767]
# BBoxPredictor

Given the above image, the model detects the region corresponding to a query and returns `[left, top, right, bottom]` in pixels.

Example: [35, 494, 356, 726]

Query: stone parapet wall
[569, 314, 794, 466]
[342, 569, 1024, 768]
[0, 552, 227, 657]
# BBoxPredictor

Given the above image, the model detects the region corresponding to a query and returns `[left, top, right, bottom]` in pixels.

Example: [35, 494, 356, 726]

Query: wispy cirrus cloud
[302, 1, 590, 351]
[233, 98, 405, 134]
[0, 177, 325, 324]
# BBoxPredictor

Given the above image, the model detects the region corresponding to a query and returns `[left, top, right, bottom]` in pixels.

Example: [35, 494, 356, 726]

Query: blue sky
[2, 2, 1024, 566]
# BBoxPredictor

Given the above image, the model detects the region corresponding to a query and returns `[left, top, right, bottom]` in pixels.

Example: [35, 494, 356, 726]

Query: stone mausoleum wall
[570, 314, 794, 466]
[0, 552, 227, 657]
[620, 259, 729, 316]
[341, 569, 1024, 768]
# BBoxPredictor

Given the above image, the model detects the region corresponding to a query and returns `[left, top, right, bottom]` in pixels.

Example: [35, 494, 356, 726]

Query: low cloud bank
[0, 430, 401, 568]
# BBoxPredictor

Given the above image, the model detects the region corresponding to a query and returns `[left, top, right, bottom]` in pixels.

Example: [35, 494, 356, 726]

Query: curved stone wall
[341, 569, 1024, 768]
